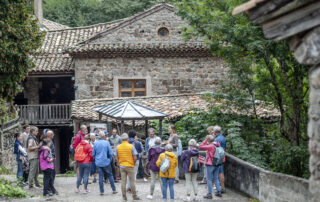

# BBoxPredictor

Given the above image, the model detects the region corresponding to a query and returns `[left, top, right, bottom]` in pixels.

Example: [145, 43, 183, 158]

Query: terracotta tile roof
[67, 42, 210, 58]
[42, 19, 70, 31]
[71, 93, 280, 123]
[30, 54, 73, 73]
[30, 19, 123, 73]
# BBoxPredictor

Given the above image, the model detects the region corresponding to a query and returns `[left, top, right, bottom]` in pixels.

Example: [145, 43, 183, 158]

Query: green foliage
[0, 178, 28, 198]
[0, 99, 15, 122]
[57, 170, 75, 177]
[174, 0, 309, 177]
[43, 0, 169, 27]
[0, 166, 13, 175]
[0, 0, 45, 102]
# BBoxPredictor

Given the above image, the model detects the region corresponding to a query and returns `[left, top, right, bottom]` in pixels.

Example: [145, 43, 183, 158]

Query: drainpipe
[34, 0, 43, 26]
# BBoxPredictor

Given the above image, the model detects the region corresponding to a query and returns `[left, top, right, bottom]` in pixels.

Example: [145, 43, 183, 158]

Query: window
[158, 27, 169, 37]
[119, 79, 146, 97]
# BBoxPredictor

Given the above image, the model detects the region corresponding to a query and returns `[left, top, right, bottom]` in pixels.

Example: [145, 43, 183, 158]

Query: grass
[0, 166, 14, 175]
[57, 170, 75, 177]
[249, 199, 260, 202]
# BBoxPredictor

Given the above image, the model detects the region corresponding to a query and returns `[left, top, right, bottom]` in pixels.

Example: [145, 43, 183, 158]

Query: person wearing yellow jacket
[156, 144, 178, 201]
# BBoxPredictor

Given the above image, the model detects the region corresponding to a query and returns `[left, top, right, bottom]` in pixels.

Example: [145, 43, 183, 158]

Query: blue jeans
[206, 165, 221, 194]
[219, 163, 224, 174]
[16, 159, 23, 181]
[161, 177, 174, 200]
[77, 163, 91, 189]
[98, 164, 116, 193]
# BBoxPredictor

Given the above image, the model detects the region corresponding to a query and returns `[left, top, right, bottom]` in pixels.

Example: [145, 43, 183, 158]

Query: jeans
[150, 170, 162, 194]
[16, 159, 23, 181]
[98, 164, 116, 193]
[91, 160, 97, 175]
[219, 163, 224, 174]
[120, 167, 137, 198]
[206, 165, 221, 194]
[76, 163, 91, 189]
[111, 157, 116, 180]
[161, 177, 174, 199]
[126, 160, 139, 189]
[43, 169, 56, 195]
[185, 173, 198, 195]
[28, 158, 39, 186]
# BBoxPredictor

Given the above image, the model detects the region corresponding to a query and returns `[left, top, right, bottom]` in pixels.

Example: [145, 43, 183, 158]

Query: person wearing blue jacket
[14, 132, 27, 185]
[126, 130, 142, 191]
[93, 131, 117, 195]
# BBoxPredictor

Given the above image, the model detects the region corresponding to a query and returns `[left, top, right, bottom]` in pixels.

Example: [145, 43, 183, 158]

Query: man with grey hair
[109, 128, 122, 181]
[116, 133, 140, 201]
[27, 126, 42, 188]
[213, 125, 226, 193]
[93, 131, 117, 195]
[145, 128, 158, 155]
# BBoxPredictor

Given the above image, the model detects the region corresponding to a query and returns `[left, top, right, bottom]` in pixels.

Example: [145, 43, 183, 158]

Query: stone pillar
[308, 66, 320, 201]
[34, 0, 43, 25]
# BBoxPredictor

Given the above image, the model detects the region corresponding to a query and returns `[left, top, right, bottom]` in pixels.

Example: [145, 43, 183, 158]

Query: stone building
[15, 2, 230, 173]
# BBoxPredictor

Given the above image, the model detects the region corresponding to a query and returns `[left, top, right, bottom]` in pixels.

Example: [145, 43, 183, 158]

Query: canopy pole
[121, 120, 124, 134]
[98, 113, 102, 122]
[159, 119, 163, 138]
[132, 120, 135, 129]
[145, 120, 148, 138]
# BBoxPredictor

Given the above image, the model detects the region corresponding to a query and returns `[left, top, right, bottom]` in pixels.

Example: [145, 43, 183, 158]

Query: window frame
[118, 79, 147, 97]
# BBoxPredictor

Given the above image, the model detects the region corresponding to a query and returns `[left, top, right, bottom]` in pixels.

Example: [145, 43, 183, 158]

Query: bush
[0, 178, 28, 199]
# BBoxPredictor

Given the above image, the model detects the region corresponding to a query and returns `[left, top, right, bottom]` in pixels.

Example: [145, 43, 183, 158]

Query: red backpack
[75, 143, 87, 161]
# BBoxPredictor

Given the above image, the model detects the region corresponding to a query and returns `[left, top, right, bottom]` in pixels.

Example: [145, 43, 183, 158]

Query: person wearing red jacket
[200, 135, 222, 199]
[75, 134, 93, 194]
[72, 125, 87, 177]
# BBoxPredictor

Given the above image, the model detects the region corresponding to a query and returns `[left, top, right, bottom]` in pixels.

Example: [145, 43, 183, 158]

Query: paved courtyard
[5, 176, 250, 202]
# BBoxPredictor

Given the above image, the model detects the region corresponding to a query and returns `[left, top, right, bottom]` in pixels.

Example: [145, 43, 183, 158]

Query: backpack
[69, 134, 82, 154]
[212, 144, 225, 166]
[74, 143, 87, 161]
[189, 155, 200, 173]
[160, 154, 170, 173]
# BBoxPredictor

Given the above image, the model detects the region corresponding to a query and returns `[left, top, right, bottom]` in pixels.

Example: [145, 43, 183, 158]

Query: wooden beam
[294, 26, 320, 65]
[262, 1, 320, 40]
[159, 119, 163, 138]
[121, 120, 124, 134]
[145, 120, 148, 138]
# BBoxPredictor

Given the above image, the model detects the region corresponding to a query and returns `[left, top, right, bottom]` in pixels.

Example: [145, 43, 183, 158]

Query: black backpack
[189, 155, 200, 173]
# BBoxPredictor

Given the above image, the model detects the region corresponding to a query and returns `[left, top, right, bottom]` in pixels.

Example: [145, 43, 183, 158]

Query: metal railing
[18, 104, 71, 125]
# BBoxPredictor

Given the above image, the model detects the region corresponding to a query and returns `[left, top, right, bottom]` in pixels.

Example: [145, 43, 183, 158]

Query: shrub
[0, 178, 28, 199]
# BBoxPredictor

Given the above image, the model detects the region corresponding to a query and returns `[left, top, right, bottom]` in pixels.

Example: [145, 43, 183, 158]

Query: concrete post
[34, 0, 43, 25]
[308, 66, 320, 202]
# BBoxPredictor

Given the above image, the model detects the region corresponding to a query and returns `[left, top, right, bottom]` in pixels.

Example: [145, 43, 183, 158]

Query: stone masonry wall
[75, 57, 227, 99]
[92, 8, 192, 44]
[24, 77, 39, 104]
[225, 153, 312, 202]
[0, 121, 22, 172]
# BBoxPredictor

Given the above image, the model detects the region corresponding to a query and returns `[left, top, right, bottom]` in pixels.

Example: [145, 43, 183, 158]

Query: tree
[0, 0, 44, 102]
[174, 0, 309, 177]
[43, 0, 164, 27]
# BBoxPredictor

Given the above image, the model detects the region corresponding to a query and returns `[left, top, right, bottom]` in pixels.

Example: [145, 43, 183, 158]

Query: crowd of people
[13, 124, 226, 201]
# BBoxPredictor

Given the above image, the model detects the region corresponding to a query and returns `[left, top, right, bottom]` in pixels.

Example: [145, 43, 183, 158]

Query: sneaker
[198, 180, 207, 185]
[35, 184, 42, 188]
[184, 196, 191, 201]
[214, 192, 222, 197]
[203, 193, 212, 199]
[28, 185, 34, 189]
[174, 180, 179, 184]
[100, 192, 104, 195]
[144, 178, 148, 182]
[75, 188, 80, 193]
[147, 195, 153, 199]
[113, 191, 118, 194]
[83, 189, 90, 194]
[221, 189, 226, 194]
[193, 196, 199, 201]
[114, 179, 119, 183]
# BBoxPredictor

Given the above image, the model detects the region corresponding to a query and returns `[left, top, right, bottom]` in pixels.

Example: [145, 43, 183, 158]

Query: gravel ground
[3, 175, 250, 202]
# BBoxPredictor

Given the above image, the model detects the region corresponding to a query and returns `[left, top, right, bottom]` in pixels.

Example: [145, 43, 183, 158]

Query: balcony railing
[18, 104, 71, 125]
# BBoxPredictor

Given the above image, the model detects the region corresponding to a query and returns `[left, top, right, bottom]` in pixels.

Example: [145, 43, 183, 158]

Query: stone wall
[75, 57, 227, 99]
[24, 77, 39, 104]
[225, 153, 312, 202]
[92, 7, 191, 44]
[0, 119, 22, 172]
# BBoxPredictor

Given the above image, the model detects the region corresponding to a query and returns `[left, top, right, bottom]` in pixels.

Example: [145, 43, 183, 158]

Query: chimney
[34, 0, 43, 25]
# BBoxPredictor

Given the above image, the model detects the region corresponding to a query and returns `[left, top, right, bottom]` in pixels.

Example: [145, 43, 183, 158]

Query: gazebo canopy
[93, 100, 168, 120]
[93, 100, 168, 136]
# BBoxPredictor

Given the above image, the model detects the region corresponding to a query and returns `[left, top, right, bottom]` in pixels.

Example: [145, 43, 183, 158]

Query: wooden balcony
[18, 104, 72, 126]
